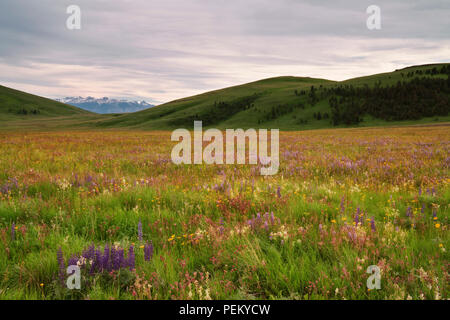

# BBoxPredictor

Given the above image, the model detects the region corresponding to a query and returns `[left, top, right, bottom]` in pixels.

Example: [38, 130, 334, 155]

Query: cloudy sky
[1, 0, 449, 104]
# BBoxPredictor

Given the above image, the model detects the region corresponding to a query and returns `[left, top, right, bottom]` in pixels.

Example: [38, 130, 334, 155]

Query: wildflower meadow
[0, 126, 448, 300]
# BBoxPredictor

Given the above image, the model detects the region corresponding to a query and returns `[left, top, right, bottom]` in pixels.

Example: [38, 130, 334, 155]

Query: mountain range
[56, 97, 154, 114]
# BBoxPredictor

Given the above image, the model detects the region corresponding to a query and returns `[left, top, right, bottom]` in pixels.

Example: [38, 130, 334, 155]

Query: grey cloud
[0, 0, 449, 103]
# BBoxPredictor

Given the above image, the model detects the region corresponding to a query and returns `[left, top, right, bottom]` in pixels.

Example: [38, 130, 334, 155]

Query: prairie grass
[0, 126, 448, 300]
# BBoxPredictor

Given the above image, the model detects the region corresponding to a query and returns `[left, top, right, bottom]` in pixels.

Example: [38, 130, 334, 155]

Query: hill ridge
[1, 63, 449, 130]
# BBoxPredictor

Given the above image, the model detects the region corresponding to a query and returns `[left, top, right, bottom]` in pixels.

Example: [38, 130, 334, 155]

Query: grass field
[0, 126, 448, 300]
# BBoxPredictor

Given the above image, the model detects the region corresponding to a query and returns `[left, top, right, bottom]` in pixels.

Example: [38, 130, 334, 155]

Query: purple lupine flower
[112, 247, 121, 271]
[89, 261, 97, 275]
[90, 250, 99, 275]
[340, 196, 345, 213]
[68, 255, 78, 268]
[421, 204, 425, 214]
[94, 249, 102, 272]
[144, 241, 154, 261]
[57, 247, 65, 283]
[218, 218, 224, 235]
[0, 183, 10, 195]
[128, 245, 135, 270]
[354, 207, 360, 225]
[85, 174, 93, 184]
[370, 217, 376, 232]
[82, 244, 95, 261]
[11, 222, 15, 241]
[68, 255, 78, 266]
[270, 212, 275, 224]
[110, 246, 118, 271]
[406, 206, 412, 217]
[11, 177, 18, 189]
[138, 220, 143, 241]
[118, 248, 125, 268]
[149, 241, 154, 260]
[102, 244, 110, 270]
[264, 221, 269, 231]
[73, 173, 80, 187]
[277, 186, 281, 198]
[418, 187, 422, 196]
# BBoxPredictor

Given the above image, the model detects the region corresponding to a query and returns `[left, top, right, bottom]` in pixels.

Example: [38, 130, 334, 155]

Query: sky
[1, 0, 449, 105]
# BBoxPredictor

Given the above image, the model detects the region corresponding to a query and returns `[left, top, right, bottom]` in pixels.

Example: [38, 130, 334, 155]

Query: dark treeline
[295, 85, 324, 106]
[262, 102, 305, 123]
[401, 65, 450, 78]
[313, 111, 329, 120]
[9, 107, 41, 115]
[169, 93, 261, 127]
[327, 66, 450, 125]
[171, 65, 450, 128]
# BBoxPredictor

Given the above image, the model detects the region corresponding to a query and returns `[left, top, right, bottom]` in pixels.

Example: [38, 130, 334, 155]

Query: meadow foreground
[0, 126, 448, 300]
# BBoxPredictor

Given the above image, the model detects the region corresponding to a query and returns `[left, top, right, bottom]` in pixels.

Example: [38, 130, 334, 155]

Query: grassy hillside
[95, 63, 450, 130]
[0, 63, 449, 131]
[95, 76, 334, 130]
[0, 85, 92, 119]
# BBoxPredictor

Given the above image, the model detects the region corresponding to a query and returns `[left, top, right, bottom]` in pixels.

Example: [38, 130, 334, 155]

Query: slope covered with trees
[328, 65, 450, 125]
[94, 63, 449, 130]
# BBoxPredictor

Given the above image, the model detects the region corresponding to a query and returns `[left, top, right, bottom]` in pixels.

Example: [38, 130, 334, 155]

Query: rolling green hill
[95, 76, 334, 130]
[95, 63, 450, 130]
[1, 63, 449, 131]
[0, 85, 106, 130]
[0, 85, 92, 119]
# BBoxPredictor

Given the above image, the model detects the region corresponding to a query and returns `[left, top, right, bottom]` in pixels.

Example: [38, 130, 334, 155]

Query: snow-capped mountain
[56, 96, 155, 114]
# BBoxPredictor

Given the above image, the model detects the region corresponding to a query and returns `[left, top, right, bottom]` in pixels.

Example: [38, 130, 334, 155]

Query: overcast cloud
[0, 0, 449, 104]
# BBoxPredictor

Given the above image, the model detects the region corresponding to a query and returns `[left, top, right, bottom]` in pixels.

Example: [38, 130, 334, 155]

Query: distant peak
[55, 96, 155, 114]
[57, 96, 153, 105]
